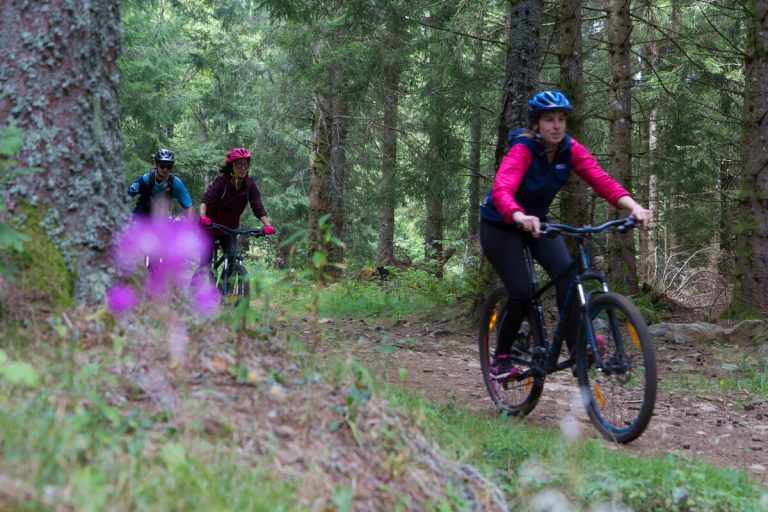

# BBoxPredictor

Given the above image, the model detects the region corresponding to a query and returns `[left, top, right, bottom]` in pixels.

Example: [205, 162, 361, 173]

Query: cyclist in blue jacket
[127, 148, 195, 220]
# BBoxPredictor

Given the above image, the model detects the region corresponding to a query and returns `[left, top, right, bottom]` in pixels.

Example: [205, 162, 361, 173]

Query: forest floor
[318, 312, 768, 485]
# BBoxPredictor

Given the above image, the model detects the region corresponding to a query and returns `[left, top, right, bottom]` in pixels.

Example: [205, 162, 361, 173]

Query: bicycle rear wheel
[478, 287, 544, 416]
[576, 293, 657, 443]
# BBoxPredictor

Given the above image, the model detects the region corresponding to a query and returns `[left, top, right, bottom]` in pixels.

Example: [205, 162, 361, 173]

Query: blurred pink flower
[109, 217, 217, 315]
[106, 285, 138, 314]
[193, 280, 220, 317]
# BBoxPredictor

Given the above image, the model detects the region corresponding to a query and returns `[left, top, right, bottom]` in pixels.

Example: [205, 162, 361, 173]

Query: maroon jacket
[202, 175, 267, 230]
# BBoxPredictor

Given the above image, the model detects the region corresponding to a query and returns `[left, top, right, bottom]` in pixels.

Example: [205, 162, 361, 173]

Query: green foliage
[720, 298, 765, 321]
[0, 350, 39, 387]
[0, 124, 40, 283]
[629, 294, 663, 325]
[283, 267, 466, 319]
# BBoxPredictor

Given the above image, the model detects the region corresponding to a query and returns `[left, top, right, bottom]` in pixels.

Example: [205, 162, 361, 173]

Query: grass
[270, 267, 467, 319]
[720, 359, 768, 397]
[0, 345, 299, 512]
[660, 354, 768, 399]
[379, 385, 767, 511]
[2, 267, 767, 511]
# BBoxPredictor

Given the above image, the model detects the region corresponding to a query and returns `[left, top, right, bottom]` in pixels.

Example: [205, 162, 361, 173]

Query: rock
[528, 489, 571, 512]
[649, 322, 724, 345]
[672, 487, 689, 505]
[724, 320, 768, 346]
[518, 459, 553, 486]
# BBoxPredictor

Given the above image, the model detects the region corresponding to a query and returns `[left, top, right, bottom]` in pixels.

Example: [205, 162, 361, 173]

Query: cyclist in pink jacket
[198, 147, 275, 269]
[479, 90, 651, 379]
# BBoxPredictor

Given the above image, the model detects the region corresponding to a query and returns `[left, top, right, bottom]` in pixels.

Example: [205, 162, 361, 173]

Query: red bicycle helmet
[225, 147, 252, 164]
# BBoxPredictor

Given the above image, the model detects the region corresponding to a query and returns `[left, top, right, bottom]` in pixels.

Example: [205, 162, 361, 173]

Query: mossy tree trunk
[0, 0, 125, 305]
[308, 94, 333, 265]
[329, 88, 348, 271]
[734, 0, 768, 312]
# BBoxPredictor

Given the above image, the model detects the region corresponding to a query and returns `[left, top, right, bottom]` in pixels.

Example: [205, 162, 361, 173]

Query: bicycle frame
[206, 223, 267, 296]
[514, 218, 635, 379]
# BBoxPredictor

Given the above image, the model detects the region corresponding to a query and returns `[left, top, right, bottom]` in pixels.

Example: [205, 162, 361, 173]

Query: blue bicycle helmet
[527, 90, 571, 118]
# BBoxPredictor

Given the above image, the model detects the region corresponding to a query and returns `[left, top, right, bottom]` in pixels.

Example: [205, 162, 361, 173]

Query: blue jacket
[128, 169, 193, 215]
[480, 129, 575, 223]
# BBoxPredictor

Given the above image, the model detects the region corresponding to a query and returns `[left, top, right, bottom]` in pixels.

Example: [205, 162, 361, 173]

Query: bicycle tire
[222, 263, 250, 305]
[478, 286, 544, 416]
[576, 292, 657, 443]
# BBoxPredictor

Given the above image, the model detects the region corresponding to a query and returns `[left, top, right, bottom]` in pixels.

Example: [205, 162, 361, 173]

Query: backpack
[133, 170, 175, 215]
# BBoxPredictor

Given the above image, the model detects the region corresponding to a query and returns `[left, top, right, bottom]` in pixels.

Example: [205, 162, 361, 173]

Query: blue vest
[480, 129, 574, 223]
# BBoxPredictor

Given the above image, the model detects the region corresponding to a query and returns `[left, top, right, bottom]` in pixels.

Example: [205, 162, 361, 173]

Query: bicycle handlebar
[207, 222, 267, 238]
[539, 216, 637, 237]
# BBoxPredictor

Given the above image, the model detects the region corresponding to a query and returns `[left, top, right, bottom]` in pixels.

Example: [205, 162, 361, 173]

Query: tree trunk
[464, 19, 484, 274]
[376, 33, 402, 269]
[424, 110, 446, 276]
[640, 1, 660, 286]
[606, 0, 639, 295]
[308, 94, 333, 264]
[468, 25, 483, 241]
[470, 0, 543, 316]
[557, 0, 590, 228]
[0, 0, 124, 304]
[495, 0, 543, 167]
[734, 0, 768, 312]
[329, 90, 348, 271]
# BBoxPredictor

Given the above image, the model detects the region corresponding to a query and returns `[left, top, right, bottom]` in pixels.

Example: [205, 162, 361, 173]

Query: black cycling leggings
[201, 234, 236, 269]
[480, 220, 577, 355]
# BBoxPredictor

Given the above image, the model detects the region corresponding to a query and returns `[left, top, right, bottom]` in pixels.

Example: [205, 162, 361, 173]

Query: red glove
[264, 225, 275, 235]
[200, 215, 212, 227]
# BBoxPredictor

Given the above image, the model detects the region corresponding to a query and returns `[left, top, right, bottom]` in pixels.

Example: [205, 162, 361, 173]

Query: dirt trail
[322, 315, 768, 484]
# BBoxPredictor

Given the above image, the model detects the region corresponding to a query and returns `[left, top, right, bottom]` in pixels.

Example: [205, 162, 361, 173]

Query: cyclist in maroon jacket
[199, 147, 275, 267]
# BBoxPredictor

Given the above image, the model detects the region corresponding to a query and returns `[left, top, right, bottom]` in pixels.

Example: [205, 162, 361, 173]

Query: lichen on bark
[0, 0, 127, 304]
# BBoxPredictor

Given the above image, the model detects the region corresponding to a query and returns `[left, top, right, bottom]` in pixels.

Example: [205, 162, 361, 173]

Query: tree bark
[557, 0, 590, 228]
[470, 0, 543, 316]
[734, 0, 768, 312]
[376, 25, 402, 269]
[0, 0, 124, 304]
[468, 27, 483, 241]
[308, 94, 333, 263]
[640, 1, 660, 285]
[425, 109, 446, 276]
[329, 89, 348, 270]
[606, 0, 639, 295]
[495, 0, 543, 168]
[463, 18, 484, 274]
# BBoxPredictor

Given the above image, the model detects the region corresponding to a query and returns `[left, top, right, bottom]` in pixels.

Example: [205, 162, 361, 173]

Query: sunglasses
[158, 162, 174, 170]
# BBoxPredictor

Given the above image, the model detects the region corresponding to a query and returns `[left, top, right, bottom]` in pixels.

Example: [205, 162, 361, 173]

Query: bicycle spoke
[577, 293, 657, 443]
[478, 287, 543, 417]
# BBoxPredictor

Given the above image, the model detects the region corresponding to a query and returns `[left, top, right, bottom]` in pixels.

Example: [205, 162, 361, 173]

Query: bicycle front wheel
[478, 287, 544, 417]
[222, 264, 250, 305]
[576, 293, 657, 443]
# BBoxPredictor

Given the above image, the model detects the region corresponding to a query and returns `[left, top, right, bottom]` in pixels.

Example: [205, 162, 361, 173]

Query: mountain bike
[478, 217, 657, 443]
[206, 222, 267, 304]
